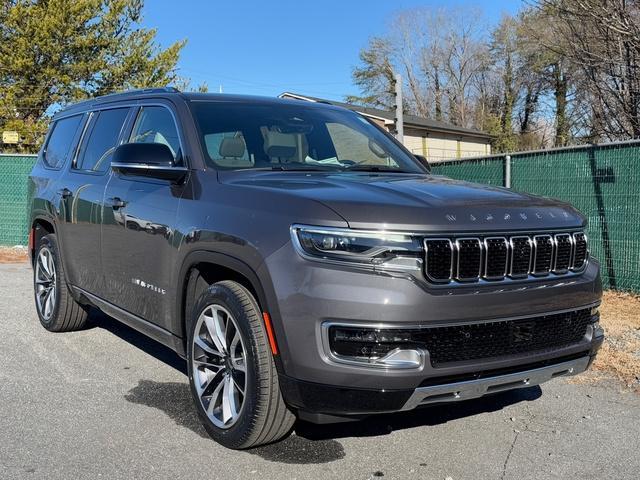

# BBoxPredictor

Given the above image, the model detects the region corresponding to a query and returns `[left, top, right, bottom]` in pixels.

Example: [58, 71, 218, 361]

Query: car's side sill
[71, 286, 184, 355]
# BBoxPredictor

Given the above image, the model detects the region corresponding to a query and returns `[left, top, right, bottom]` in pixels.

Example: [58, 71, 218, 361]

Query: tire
[187, 280, 295, 449]
[33, 234, 89, 332]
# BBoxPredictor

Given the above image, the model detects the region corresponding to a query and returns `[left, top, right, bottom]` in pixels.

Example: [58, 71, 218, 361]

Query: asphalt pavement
[1, 263, 639, 480]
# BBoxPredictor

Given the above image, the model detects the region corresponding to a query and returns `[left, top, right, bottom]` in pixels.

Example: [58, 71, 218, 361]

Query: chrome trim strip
[455, 237, 482, 281]
[483, 236, 508, 280]
[111, 162, 189, 172]
[424, 238, 454, 283]
[400, 356, 590, 410]
[571, 232, 589, 272]
[508, 236, 532, 278]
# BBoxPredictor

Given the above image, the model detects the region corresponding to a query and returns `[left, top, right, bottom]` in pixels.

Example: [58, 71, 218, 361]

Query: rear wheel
[187, 280, 295, 449]
[33, 234, 88, 332]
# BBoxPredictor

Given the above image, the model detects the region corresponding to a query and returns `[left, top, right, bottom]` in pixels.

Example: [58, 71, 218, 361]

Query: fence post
[504, 155, 511, 188]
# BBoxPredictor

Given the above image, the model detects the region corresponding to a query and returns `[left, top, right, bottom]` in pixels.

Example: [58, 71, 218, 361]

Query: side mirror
[414, 154, 431, 173]
[111, 143, 187, 182]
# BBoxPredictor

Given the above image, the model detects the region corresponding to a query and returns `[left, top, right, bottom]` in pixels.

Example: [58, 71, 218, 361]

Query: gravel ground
[1, 263, 639, 480]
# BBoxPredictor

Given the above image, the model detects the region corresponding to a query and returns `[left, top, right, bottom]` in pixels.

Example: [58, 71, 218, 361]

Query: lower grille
[415, 308, 592, 366]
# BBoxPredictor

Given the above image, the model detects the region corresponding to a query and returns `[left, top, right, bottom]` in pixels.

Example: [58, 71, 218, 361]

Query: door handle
[107, 197, 127, 209]
[58, 188, 72, 199]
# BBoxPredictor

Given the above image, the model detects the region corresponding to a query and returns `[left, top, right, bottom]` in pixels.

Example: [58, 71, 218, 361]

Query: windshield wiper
[343, 164, 411, 173]
[270, 164, 338, 172]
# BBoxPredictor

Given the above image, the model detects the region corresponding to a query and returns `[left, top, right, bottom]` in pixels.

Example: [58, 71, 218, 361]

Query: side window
[204, 131, 253, 167]
[43, 115, 84, 169]
[76, 108, 130, 172]
[129, 106, 181, 161]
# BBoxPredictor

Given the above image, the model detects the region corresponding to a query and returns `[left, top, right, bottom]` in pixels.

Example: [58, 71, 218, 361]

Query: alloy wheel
[35, 247, 57, 320]
[192, 304, 247, 429]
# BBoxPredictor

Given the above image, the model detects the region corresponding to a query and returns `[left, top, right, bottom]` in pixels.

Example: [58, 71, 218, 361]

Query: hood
[219, 171, 586, 232]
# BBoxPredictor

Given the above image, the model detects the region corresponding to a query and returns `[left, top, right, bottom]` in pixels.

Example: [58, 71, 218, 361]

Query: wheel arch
[175, 251, 273, 354]
[30, 216, 55, 265]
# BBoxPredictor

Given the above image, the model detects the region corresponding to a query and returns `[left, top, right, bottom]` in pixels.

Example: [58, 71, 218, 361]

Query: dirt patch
[0, 246, 29, 263]
[575, 291, 640, 391]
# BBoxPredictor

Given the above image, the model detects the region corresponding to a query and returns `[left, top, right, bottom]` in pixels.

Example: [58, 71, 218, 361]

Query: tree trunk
[554, 63, 569, 147]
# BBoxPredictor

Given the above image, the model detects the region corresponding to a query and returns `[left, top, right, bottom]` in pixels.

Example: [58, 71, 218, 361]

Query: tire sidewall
[187, 283, 262, 447]
[33, 235, 61, 328]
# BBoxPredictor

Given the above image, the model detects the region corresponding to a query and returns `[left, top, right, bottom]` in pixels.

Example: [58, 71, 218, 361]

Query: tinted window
[191, 102, 423, 173]
[43, 115, 84, 168]
[129, 107, 181, 160]
[76, 108, 129, 172]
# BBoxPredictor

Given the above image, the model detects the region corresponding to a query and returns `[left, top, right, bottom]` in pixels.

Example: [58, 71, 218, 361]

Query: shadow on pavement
[89, 308, 187, 374]
[96, 308, 541, 464]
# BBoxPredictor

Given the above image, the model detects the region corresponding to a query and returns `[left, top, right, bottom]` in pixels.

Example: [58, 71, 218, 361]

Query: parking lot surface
[1, 263, 639, 480]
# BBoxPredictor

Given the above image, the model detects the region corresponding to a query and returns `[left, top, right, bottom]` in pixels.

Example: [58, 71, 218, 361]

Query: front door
[101, 104, 187, 329]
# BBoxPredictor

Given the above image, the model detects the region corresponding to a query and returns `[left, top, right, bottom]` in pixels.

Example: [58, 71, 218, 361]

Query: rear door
[101, 103, 187, 328]
[56, 106, 132, 295]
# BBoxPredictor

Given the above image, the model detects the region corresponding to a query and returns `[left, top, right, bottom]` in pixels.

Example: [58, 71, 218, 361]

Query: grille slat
[423, 231, 587, 283]
[509, 236, 532, 278]
[572, 232, 588, 270]
[532, 235, 553, 275]
[554, 234, 573, 273]
[456, 238, 482, 281]
[484, 237, 508, 279]
[425, 239, 453, 282]
[415, 308, 592, 365]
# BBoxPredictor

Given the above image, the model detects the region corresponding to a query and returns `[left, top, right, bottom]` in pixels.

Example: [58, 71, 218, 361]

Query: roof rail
[97, 86, 181, 100]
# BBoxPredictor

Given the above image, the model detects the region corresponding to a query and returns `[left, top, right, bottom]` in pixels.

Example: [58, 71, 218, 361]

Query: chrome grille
[424, 231, 587, 284]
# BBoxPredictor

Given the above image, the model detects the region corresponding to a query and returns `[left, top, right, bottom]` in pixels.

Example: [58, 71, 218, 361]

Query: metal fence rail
[431, 141, 640, 292]
[0, 154, 37, 246]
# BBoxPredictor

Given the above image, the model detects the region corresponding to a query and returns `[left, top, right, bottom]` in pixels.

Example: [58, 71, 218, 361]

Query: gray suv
[28, 88, 603, 449]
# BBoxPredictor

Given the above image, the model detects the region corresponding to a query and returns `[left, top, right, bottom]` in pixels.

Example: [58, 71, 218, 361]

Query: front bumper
[281, 341, 602, 421]
[263, 242, 603, 417]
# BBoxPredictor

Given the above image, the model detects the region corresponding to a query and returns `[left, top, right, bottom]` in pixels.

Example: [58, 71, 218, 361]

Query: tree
[348, 7, 490, 128]
[534, 0, 640, 140]
[0, 0, 187, 152]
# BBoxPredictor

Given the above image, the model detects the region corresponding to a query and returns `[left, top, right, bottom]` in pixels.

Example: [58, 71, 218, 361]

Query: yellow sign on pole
[2, 131, 20, 144]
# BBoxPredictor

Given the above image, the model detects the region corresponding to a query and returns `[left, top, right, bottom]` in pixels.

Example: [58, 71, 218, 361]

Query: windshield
[190, 101, 426, 173]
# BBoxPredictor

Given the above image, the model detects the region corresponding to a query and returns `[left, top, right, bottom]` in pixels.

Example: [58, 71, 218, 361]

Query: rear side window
[129, 106, 181, 161]
[76, 108, 130, 172]
[43, 115, 84, 169]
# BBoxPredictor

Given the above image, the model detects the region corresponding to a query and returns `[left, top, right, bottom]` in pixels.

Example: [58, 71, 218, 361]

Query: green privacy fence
[431, 141, 640, 292]
[0, 153, 37, 246]
[2, 143, 640, 291]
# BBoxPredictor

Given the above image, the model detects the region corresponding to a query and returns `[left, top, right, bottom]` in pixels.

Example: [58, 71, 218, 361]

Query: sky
[144, 0, 522, 102]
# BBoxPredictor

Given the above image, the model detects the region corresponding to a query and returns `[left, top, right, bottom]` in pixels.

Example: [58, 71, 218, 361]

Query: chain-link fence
[431, 141, 640, 292]
[0, 154, 37, 246]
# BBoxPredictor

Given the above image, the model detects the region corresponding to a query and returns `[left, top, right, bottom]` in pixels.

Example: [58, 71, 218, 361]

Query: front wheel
[187, 280, 295, 449]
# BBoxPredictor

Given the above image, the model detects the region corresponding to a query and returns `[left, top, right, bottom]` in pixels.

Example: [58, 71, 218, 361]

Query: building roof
[279, 92, 491, 140]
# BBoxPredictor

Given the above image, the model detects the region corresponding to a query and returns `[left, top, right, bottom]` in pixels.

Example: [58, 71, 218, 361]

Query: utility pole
[394, 72, 404, 144]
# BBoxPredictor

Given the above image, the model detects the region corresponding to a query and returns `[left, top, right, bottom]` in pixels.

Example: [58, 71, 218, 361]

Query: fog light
[328, 326, 422, 368]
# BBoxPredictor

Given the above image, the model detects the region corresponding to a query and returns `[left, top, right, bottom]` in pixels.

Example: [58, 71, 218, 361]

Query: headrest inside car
[264, 131, 297, 158]
[219, 137, 246, 158]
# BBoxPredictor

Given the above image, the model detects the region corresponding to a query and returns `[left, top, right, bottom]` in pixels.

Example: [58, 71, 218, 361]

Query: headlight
[291, 225, 423, 272]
